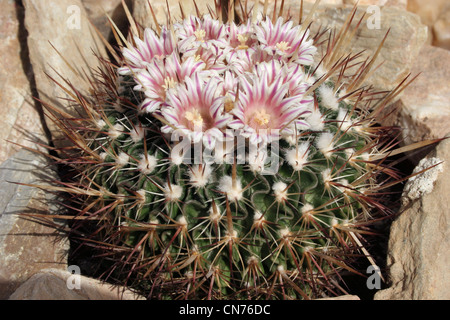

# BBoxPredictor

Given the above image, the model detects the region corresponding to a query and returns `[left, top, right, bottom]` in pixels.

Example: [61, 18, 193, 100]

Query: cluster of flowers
[119, 15, 318, 149]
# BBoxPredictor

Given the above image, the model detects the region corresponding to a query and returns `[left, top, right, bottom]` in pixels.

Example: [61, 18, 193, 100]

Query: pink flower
[255, 17, 317, 65]
[228, 64, 311, 145]
[134, 53, 206, 113]
[160, 74, 232, 149]
[226, 21, 257, 51]
[182, 44, 227, 75]
[119, 26, 176, 75]
[226, 47, 273, 75]
[175, 15, 227, 52]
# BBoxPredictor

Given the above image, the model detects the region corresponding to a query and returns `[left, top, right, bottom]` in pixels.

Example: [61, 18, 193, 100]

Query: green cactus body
[60, 6, 402, 300]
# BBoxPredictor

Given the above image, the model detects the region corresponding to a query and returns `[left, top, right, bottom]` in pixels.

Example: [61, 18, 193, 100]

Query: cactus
[46, 2, 418, 300]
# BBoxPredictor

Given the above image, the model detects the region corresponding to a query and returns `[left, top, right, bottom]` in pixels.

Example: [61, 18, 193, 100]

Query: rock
[299, 4, 428, 95]
[407, 0, 450, 45]
[401, 157, 444, 205]
[407, 0, 448, 26]
[82, 0, 127, 41]
[0, 0, 46, 164]
[8, 269, 145, 300]
[315, 295, 360, 300]
[432, 8, 450, 50]
[393, 45, 450, 146]
[132, 0, 215, 29]
[343, 0, 407, 9]
[0, 149, 68, 299]
[374, 137, 450, 300]
[23, 0, 107, 147]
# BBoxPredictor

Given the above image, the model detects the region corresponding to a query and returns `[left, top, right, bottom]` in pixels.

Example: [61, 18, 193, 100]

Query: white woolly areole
[301, 203, 314, 215]
[279, 227, 291, 238]
[321, 168, 332, 185]
[253, 210, 263, 221]
[209, 205, 221, 221]
[177, 215, 188, 227]
[188, 164, 212, 188]
[318, 85, 339, 110]
[331, 218, 339, 227]
[96, 119, 106, 129]
[100, 152, 108, 161]
[218, 175, 243, 202]
[136, 189, 146, 203]
[170, 148, 185, 166]
[338, 179, 349, 192]
[163, 183, 183, 202]
[116, 152, 129, 167]
[277, 265, 285, 273]
[317, 132, 335, 158]
[306, 107, 325, 131]
[285, 143, 310, 171]
[225, 229, 238, 242]
[108, 124, 124, 140]
[402, 157, 444, 204]
[138, 154, 157, 175]
[345, 148, 356, 160]
[273, 181, 288, 202]
[247, 256, 259, 265]
[149, 218, 159, 230]
[360, 153, 370, 161]
[130, 125, 145, 143]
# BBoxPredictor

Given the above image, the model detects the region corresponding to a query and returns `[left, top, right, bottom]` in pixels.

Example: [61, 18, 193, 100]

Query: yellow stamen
[276, 41, 291, 52]
[253, 109, 271, 126]
[162, 77, 176, 91]
[224, 96, 234, 113]
[185, 109, 204, 127]
[194, 29, 206, 42]
[237, 33, 249, 50]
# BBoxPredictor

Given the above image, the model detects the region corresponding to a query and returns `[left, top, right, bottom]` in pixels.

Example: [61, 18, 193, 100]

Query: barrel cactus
[49, 1, 414, 300]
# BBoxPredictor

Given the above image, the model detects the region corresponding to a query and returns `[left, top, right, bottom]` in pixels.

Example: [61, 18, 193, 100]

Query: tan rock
[132, 0, 215, 29]
[0, 0, 46, 164]
[374, 138, 450, 300]
[82, 0, 126, 40]
[432, 9, 450, 50]
[343, 0, 407, 9]
[23, 0, 107, 146]
[0, 149, 68, 299]
[299, 4, 428, 95]
[315, 295, 360, 300]
[8, 269, 145, 300]
[407, 0, 448, 26]
[407, 0, 450, 44]
[394, 45, 450, 145]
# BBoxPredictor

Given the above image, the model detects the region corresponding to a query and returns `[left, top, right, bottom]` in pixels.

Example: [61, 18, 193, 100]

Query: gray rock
[374, 138, 450, 300]
[0, 149, 69, 299]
